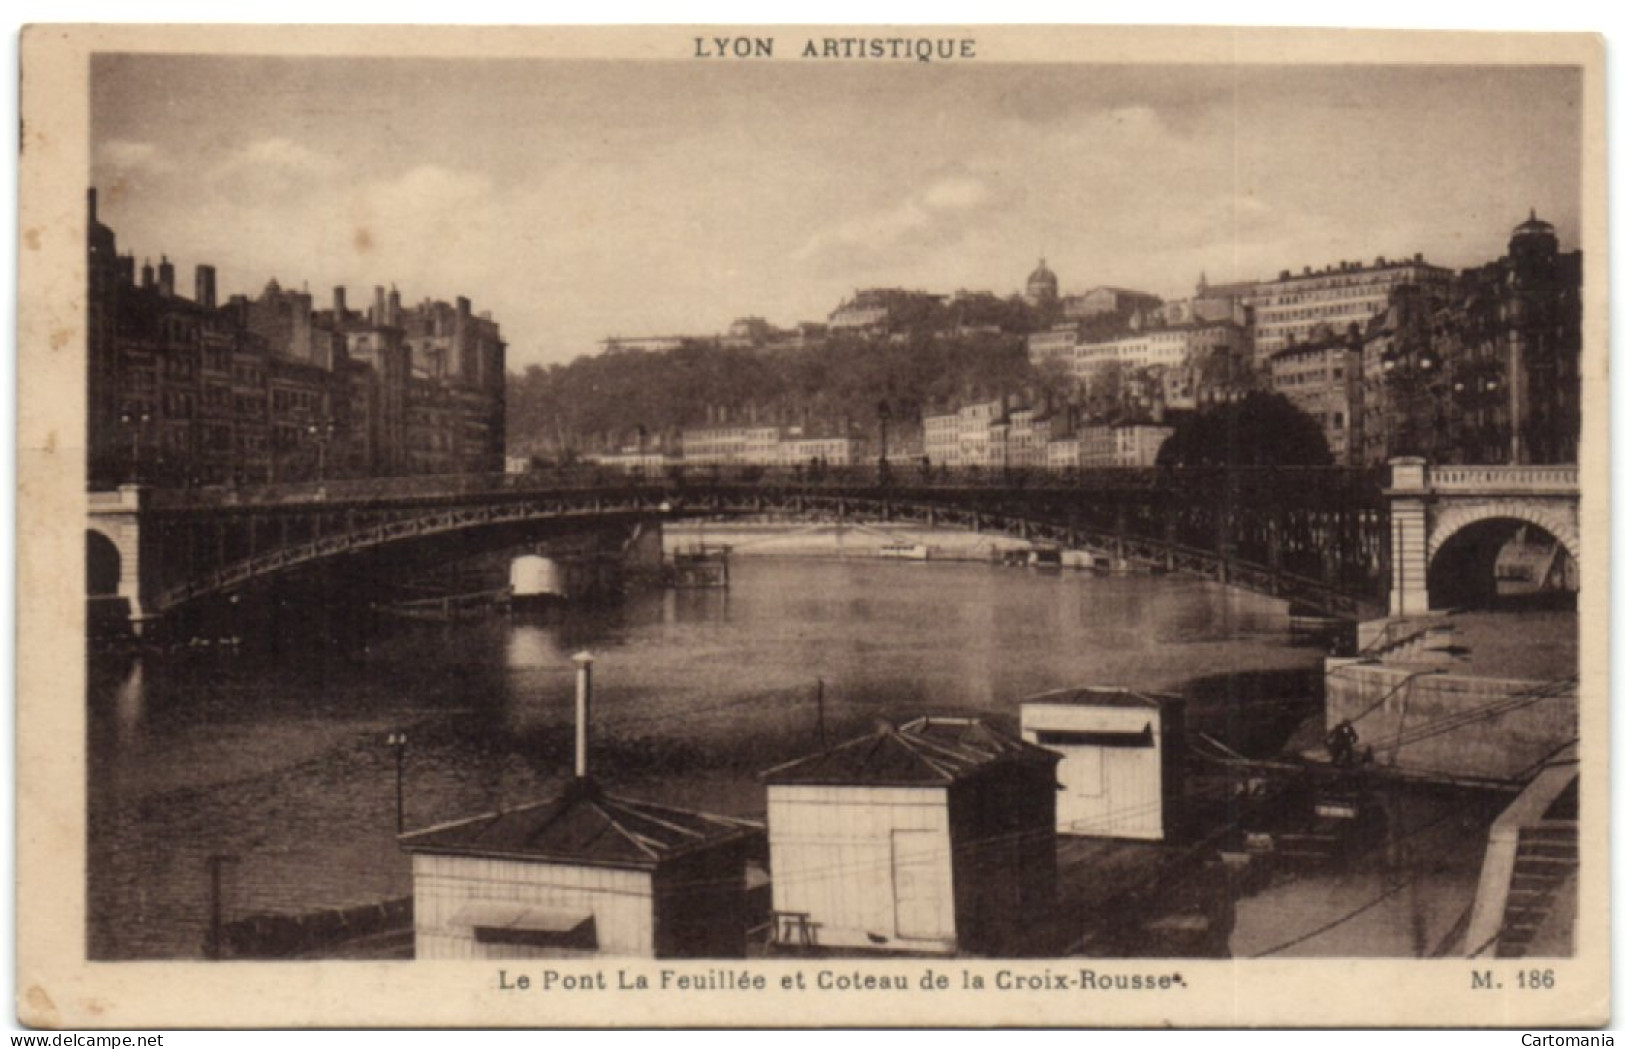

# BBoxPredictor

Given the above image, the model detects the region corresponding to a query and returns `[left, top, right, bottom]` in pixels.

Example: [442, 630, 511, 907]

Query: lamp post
[307, 417, 335, 481]
[386, 731, 408, 833]
[1381, 346, 1442, 459]
[204, 853, 239, 960]
[876, 400, 891, 471]
[1449, 363, 1505, 462]
[119, 401, 152, 485]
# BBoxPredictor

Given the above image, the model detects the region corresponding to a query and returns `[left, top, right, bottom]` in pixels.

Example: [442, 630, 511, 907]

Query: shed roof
[398, 777, 761, 870]
[1019, 686, 1183, 711]
[761, 716, 1058, 788]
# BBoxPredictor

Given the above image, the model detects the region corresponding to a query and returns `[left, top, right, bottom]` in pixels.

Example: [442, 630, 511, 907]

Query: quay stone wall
[1324, 660, 1575, 782]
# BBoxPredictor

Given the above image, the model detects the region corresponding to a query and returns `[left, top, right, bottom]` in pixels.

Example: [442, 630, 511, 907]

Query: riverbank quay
[1238, 603, 1581, 959]
[665, 520, 1115, 568]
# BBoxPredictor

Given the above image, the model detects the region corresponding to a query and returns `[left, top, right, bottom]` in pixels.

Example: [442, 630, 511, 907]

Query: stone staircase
[1495, 820, 1577, 958]
[1356, 615, 1457, 665]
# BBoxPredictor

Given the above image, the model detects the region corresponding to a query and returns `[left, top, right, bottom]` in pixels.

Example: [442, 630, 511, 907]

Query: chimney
[388, 285, 402, 327]
[117, 255, 135, 286]
[88, 186, 97, 224]
[573, 652, 595, 780]
[141, 258, 155, 289]
[195, 265, 217, 309]
[373, 285, 387, 326]
[158, 256, 175, 297]
[333, 286, 348, 318]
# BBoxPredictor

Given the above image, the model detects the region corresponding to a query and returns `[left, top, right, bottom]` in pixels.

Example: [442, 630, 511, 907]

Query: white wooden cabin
[400, 777, 762, 959]
[1019, 687, 1184, 841]
[761, 717, 1059, 956]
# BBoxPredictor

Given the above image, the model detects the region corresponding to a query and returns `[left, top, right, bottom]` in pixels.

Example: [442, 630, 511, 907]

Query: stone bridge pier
[1386, 457, 1580, 616]
[87, 485, 157, 633]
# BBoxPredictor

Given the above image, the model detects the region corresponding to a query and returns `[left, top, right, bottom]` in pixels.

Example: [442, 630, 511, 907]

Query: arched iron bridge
[93, 465, 1392, 621]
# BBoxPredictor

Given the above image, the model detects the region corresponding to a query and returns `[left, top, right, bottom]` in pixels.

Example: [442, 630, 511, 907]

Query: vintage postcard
[15, 24, 1609, 1029]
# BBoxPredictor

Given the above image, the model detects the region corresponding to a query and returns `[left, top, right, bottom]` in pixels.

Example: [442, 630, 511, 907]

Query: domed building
[1509, 209, 1560, 280]
[1024, 257, 1059, 306]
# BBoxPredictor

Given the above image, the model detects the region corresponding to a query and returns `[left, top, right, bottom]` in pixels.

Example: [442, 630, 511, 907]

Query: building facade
[1357, 214, 1581, 467]
[921, 398, 1010, 468]
[1059, 424, 1174, 468]
[680, 424, 785, 465]
[86, 189, 506, 489]
[1061, 286, 1163, 324]
[828, 288, 947, 332]
[1268, 326, 1363, 465]
[1249, 255, 1451, 362]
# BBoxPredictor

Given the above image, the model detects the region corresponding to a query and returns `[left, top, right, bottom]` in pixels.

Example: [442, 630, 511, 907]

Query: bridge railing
[1428, 465, 1579, 493]
[141, 464, 1384, 511]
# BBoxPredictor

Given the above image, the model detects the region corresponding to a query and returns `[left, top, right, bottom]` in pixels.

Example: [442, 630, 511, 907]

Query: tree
[1155, 391, 1333, 467]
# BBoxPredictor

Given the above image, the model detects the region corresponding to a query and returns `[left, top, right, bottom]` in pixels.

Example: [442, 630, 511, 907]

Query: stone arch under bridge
[1387, 458, 1580, 615]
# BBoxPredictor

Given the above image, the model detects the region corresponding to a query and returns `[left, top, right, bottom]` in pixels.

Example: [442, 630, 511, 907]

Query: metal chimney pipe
[573, 652, 595, 779]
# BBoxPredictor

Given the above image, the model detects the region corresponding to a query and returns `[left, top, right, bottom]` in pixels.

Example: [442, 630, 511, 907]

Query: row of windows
[271, 388, 323, 415]
[1273, 367, 1345, 387]
[1257, 302, 1383, 326]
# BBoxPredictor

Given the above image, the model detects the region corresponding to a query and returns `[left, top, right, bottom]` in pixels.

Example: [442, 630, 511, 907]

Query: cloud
[364, 164, 493, 218]
[204, 137, 345, 205]
[921, 176, 990, 210]
[97, 139, 171, 175]
[791, 174, 996, 272]
[215, 137, 341, 179]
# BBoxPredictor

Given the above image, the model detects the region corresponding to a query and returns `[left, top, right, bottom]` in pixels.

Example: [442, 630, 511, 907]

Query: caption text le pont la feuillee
[693, 36, 978, 63]
[497, 968, 1187, 994]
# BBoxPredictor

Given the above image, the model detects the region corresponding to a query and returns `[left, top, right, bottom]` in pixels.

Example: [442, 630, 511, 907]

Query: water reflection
[88, 557, 1323, 959]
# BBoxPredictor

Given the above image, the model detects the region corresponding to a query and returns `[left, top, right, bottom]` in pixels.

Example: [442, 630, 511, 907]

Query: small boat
[374, 587, 513, 623]
[1029, 545, 1063, 570]
[879, 541, 931, 561]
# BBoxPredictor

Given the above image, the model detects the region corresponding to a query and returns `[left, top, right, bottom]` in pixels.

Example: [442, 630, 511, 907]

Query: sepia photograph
[14, 22, 1609, 1029]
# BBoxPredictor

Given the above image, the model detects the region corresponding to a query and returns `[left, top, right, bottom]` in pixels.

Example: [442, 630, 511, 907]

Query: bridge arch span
[86, 528, 122, 597]
[1426, 510, 1577, 610]
[1428, 503, 1580, 570]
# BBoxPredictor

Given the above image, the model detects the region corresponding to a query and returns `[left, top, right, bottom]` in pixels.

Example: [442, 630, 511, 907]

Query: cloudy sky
[91, 56, 1582, 369]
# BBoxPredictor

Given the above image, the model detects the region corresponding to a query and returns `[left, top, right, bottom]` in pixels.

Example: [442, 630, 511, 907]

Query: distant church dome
[1509, 208, 1559, 273]
[1514, 208, 1555, 237]
[1025, 258, 1059, 303]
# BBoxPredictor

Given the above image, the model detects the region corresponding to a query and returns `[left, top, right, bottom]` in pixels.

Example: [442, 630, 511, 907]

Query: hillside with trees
[506, 328, 1047, 460]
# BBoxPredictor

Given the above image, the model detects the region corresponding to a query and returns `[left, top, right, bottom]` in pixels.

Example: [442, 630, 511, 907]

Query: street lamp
[1380, 348, 1447, 459]
[876, 400, 892, 471]
[306, 417, 336, 481]
[204, 852, 240, 960]
[119, 401, 152, 484]
[1449, 362, 1507, 462]
[386, 731, 408, 833]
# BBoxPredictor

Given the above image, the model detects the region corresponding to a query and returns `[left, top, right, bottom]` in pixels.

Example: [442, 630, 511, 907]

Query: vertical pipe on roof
[573, 652, 595, 779]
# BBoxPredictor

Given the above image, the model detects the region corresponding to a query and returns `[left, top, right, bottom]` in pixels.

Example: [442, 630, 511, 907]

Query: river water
[88, 556, 1335, 960]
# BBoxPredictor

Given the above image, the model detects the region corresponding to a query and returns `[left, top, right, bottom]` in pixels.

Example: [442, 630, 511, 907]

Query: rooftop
[761, 716, 1057, 787]
[398, 776, 761, 870]
[1019, 686, 1183, 711]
